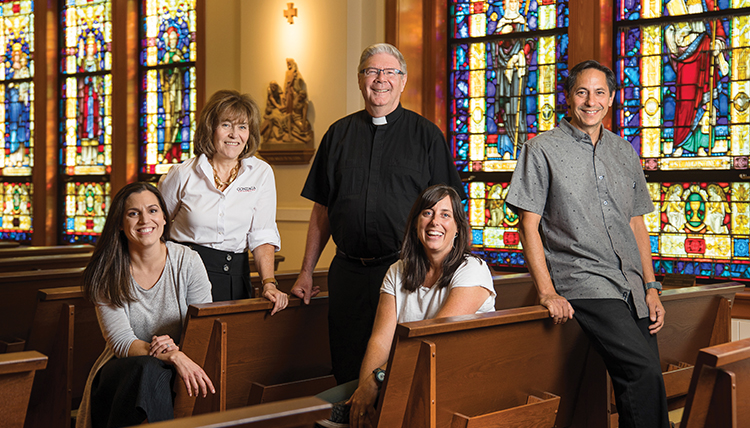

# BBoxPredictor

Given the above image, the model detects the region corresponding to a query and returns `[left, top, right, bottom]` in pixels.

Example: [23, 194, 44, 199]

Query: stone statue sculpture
[261, 58, 313, 145]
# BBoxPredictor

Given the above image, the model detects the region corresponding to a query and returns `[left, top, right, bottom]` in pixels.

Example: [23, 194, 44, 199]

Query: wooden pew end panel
[191, 319, 227, 416]
[0, 351, 48, 428]
[247, 375, 337, 405]
[450, 392, 561, 428]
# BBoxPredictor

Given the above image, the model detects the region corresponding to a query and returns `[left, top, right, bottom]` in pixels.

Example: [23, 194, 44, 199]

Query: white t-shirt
[159, 154, 281, 253]
[380, 257, 496, 323]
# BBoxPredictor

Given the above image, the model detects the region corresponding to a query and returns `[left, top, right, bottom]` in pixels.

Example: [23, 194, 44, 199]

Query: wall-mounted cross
[284, 3, 297, 24]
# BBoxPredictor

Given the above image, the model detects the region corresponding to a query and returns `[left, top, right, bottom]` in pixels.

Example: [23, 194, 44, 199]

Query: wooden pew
[0, 351, 48, 428]
[374, 306, 607, 428]
[0, 241, 20, 248]
[24, 286, 105, 428]
[731, 287, 750, 319]
[174, 294, 333, 418]
[491, 272, 537, 310]
[678, 337, 750, 428]
[0, 253, 92, 273]
[372, 282, 744, 428]
[653, 283, 743, 414]
[0, 244, 93, 259]
[147, 397, 331, 428]
[0, 267, 85, 347]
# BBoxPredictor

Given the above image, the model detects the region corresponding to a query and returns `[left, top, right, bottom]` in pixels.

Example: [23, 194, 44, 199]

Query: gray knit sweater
[76, 241, 212, 428]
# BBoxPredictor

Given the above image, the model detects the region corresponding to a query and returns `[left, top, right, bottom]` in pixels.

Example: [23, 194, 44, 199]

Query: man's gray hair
[358, 43, 407, 75]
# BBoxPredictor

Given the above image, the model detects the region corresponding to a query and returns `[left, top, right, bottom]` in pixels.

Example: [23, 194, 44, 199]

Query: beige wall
[206, 0, 385, 272]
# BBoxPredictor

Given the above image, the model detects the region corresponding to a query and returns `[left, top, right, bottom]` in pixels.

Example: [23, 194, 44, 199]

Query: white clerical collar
[372, 116, 387, 125]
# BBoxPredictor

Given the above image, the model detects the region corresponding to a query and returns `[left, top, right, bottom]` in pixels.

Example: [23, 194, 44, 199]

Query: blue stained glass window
[615, 0, 750, 281]
[449, 1, 569, 268]
[0, 0, 34, 242]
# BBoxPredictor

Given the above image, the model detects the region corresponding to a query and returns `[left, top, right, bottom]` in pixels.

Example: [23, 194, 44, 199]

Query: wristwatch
[645, 281, 662, 295]
[262, 277, 278, 288]
[372, 368, 386, 385]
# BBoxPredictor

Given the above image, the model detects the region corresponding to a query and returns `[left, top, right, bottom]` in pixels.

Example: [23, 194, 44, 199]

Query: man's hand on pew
[291, 273, 321, 304]
[150, 334, 178, 356]
[646, 288, 666, 335]
[539, 292, 575, 325]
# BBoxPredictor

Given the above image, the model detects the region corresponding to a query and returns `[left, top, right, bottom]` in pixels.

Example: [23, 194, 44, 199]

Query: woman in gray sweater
[77, 182, 214, 428]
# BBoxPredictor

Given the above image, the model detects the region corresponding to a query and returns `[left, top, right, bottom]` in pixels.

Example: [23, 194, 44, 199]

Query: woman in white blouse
[159, 90, 287, 313]
[319, 184, 496, 428]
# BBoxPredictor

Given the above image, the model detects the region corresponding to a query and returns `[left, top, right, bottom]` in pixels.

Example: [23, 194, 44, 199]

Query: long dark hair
[400, 184, 472, 292]
[83, 182, 171, 307]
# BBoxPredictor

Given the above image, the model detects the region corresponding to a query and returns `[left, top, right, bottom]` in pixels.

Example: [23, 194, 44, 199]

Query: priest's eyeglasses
[360, 67, 404, 78]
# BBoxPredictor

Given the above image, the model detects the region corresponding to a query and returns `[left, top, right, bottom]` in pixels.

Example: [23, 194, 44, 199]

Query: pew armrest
[0, 350, 47, 374]
[451, 392, 561, 428]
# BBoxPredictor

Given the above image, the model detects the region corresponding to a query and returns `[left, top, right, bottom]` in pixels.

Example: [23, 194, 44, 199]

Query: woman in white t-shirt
[344, 184, 495, 427]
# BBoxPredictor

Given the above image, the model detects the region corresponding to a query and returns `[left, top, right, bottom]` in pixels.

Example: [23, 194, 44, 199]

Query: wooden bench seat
[373, 282, 744, 428]
[375, 306, 606, 428]
[491, 272, 537, 310]
[677, 337, 750, 428]
[654, 283, 743, 414]
[148, 396, 331, 428]
[24, 286, 104, 428]
[0, 244, 93, 259]
[174, 294, 333, 418]
[0, 267, 85, 346]
[731, 287, 750, 319]
[0, 351, 48, 428]
[0, 253, 92, 273]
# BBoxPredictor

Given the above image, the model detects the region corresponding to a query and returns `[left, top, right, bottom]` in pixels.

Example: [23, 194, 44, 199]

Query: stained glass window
[449, 0, 569, 267]
[60, 0, 112, 243]
[62, 181, 110, 243]
[0, 0, 34, 242]
[140, 0, 197, 176]
[647, 181, 750, 279]
[615, 0, 750, 280]
[0, 181, 31, 241]
[615, 1, 750, 171]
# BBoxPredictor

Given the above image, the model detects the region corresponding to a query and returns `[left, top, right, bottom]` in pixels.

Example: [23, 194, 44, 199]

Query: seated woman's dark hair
[83, 182, 171, 307]
[400, 184, 473, 292]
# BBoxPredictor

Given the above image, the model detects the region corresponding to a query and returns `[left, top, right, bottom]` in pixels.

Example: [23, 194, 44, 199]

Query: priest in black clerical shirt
[291, 43, 465, 385]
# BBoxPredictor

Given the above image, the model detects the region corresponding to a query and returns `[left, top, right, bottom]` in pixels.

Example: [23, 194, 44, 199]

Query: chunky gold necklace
[210, 159, 240, 190]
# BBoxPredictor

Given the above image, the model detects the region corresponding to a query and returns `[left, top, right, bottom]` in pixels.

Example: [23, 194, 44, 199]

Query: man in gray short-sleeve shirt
[506, 60, 670, 428]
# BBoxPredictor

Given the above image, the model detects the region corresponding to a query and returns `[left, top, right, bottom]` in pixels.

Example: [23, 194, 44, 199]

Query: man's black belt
[336, 248, 400, 267]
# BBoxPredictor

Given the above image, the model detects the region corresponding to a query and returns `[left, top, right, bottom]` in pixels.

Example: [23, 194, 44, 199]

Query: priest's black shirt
[301, 104, 465, 259]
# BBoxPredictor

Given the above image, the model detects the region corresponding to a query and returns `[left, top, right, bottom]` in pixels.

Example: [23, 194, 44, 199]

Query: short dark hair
[400, 184, 474, 292]
[83, 182, 171, 307]
[194, 90, 261, 160]
[564, 60, 616, 95]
